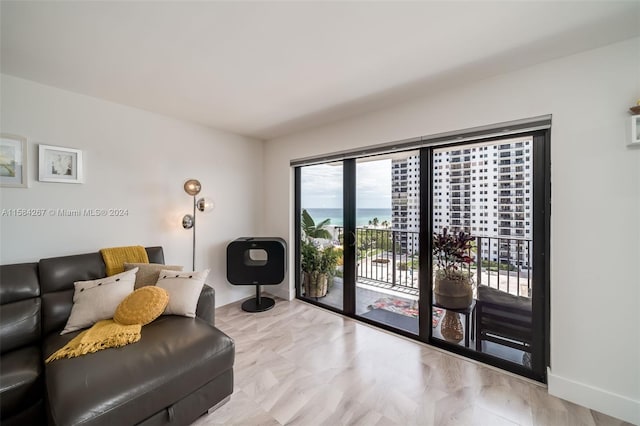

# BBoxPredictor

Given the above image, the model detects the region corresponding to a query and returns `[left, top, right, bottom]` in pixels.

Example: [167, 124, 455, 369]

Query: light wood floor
[192, 297, 630, 426]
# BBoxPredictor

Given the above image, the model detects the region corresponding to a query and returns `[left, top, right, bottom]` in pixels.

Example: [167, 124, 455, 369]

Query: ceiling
[2, 1, 639, 140]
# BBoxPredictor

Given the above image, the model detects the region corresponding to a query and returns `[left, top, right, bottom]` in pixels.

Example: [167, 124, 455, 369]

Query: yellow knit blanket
[45, 320, 141, 363]
[100, 245, 149, 276]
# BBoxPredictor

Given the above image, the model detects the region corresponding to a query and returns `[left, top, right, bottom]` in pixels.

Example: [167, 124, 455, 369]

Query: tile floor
[191, 297, 631, 426]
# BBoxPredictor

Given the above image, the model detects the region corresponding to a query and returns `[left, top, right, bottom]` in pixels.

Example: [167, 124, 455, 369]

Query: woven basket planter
[434, 276, 473, 309]
[304, 271, 328, 298]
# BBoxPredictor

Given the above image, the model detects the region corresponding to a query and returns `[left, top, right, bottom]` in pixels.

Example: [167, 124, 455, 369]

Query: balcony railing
[332, 227, 533, 297]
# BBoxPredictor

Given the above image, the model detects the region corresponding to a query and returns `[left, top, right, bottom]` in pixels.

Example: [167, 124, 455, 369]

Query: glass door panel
[299, 162, 344, 311]
[355, 151, 420, 335]
[431, 137, 536, 371]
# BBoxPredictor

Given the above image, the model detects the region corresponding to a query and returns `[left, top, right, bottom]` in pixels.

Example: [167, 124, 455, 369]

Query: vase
[434, 276, 473, 309]
[304, 271, 328, 298]
[441, 310, 464, 343]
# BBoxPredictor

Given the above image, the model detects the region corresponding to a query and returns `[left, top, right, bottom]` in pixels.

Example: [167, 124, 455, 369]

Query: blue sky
[300, 159, 391, 209]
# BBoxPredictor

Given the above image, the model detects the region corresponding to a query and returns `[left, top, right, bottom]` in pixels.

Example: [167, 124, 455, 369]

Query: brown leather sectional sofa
[0, 247, 235, 425]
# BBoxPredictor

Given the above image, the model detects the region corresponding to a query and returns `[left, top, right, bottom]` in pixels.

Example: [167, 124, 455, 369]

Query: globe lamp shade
[183, 179, 202, 196]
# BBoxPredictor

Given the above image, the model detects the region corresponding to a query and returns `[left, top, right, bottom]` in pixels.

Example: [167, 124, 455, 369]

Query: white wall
[0, 74, 264, 307]
[263, 38, 640, 424]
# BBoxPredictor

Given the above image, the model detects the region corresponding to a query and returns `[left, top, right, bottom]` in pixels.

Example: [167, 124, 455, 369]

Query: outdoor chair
[474, 285, 533, 354]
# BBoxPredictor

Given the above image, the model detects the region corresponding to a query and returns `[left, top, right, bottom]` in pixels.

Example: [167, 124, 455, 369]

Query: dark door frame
[293, 128, 551, 383]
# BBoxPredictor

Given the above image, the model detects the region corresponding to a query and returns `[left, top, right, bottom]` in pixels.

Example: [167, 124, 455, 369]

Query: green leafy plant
[301, 209, 332, 240]
[433, 227, 474, 280]
[301, 240, 340, 275]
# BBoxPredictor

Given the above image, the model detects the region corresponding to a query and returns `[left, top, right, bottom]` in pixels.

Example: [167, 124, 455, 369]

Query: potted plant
[433, 227, 474, 309]
[301, 240, 340, 298]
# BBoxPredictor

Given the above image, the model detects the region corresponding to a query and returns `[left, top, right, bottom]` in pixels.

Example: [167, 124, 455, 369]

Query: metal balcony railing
[331, 227, 533, 297]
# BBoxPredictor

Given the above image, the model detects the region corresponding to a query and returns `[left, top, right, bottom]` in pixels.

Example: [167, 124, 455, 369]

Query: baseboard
[269, 284, 293, 301]
[547, 368, 639, 425]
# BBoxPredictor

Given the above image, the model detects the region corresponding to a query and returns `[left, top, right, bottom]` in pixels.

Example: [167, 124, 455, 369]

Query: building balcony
[500, 182, 524, 189]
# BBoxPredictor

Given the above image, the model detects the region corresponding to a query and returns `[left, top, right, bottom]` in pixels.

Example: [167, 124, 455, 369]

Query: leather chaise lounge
[0, 247, 235, 425]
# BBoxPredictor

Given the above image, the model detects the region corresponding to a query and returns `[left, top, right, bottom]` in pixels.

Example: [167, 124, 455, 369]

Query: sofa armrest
[195, 284, 216, 327]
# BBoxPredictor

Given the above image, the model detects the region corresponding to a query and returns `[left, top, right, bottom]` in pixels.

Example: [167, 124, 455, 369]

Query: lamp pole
[191, 194, 196, 271]
[182, 179, 202, 272]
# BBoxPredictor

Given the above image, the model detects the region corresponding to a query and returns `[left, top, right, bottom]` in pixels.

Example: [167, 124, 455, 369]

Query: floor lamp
[182, 179, 213, 271]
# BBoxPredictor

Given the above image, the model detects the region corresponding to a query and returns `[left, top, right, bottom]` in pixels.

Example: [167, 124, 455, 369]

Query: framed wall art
[38, 144, 84, 184]
[0, 133, 28, 188]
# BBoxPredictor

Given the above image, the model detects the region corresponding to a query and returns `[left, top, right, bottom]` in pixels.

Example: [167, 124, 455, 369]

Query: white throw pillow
[60, 268, 138, 335]
[156, 269, 209, 318]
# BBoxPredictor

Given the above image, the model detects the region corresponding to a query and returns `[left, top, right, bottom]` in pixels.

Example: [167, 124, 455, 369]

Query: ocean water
[304, 208, 391, 227]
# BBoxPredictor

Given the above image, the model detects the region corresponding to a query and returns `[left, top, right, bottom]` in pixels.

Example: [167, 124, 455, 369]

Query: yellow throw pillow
[114, 286, 169, 326]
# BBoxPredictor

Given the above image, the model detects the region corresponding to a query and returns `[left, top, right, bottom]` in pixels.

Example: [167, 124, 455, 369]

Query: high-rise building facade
[391, 156, 420, 254]
[391, 138, 533, 267]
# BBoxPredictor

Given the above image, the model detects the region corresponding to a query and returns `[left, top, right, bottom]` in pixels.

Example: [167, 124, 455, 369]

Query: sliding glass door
[298, 162, 344, 311]
[354, 152, 421, 335]
[294, 127, 549, 382]
[430, 136, 544, 377]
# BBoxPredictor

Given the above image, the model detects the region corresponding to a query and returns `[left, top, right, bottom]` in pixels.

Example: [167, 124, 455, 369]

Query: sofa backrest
[39, 247, 165, 336]
[0, 262, 41, 354]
